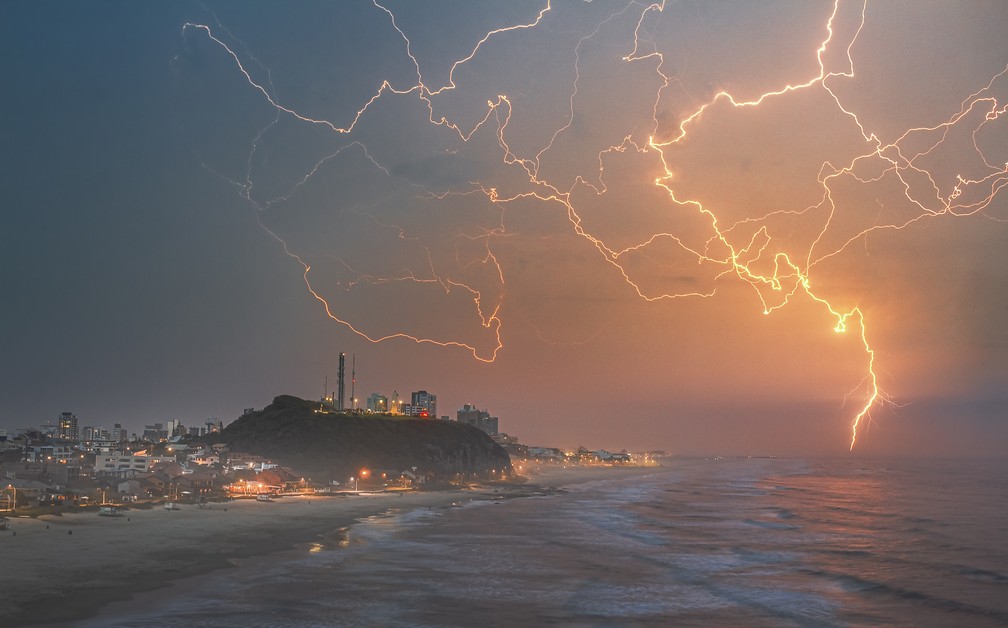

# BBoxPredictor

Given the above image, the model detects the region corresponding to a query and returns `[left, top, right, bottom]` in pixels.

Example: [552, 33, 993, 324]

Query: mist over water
[87, 458, 1008, 627]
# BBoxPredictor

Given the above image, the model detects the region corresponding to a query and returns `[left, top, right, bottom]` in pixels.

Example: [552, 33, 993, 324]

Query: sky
[2, 0, 1006, 457]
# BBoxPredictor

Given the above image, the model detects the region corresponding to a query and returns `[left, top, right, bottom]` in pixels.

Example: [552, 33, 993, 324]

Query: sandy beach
[0, 465, 656, 626]
[0, 491, 475, 626]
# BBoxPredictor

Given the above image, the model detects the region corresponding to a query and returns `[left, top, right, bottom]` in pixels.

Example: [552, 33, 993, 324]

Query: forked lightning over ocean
[183, 0, 1008, 449]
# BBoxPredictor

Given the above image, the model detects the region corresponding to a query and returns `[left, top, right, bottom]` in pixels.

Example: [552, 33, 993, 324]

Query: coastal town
[0, 386, 663, 625]
[1, 385, 661, 518]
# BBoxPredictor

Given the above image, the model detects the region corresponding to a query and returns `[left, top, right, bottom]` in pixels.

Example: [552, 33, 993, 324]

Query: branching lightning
[181, 0, 1007, 449]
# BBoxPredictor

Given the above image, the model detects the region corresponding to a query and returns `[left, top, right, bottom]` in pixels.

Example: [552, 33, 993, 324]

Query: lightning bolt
[181, 0, 1007, 449]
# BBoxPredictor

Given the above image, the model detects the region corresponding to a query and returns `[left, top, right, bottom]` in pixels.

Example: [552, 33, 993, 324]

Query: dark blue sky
[2, 1, 1006, 456]
[2, 2, 319, 424]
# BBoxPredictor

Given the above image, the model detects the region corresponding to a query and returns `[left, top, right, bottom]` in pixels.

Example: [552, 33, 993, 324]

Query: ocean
[80, 457, 1008, 627]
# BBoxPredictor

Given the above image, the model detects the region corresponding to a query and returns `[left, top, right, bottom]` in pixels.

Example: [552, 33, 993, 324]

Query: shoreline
[1, 491, 471, 626]
[2, 465, 658, 626]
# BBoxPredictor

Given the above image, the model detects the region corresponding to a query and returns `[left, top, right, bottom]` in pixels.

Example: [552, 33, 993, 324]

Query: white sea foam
[80, 458, 1008, 627]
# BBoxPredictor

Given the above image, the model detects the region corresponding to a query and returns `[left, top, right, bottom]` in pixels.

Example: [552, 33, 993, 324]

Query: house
[154, 461, 186, 478]
[176, 470, 217, 497]
[253, 469, 286, 492]
[66, 476, 99, 499]
[595, 450, 631, 463]
[527, 447, 564, 461]
[1, 479, 49, 508]
[187, 450, 220, 466]
[401, 469, 426, 485]
[117, 478, 142, 496]
[225, 452, 277, 473]
[142, 471, 173, 497]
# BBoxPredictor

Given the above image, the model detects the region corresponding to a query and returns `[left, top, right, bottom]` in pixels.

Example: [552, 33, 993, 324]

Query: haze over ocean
[83, 458, 1008, 627]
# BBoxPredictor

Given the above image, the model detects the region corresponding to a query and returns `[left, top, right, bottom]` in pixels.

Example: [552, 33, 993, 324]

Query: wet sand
[0, 492, 465, 626]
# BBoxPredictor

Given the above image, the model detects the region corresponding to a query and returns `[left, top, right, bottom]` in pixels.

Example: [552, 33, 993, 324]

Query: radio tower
[351, 353, 356, 411]
[337, 352, 346, 412]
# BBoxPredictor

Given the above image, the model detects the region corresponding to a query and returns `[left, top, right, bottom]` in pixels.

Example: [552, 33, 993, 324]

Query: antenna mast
[337, 352, 346, 412]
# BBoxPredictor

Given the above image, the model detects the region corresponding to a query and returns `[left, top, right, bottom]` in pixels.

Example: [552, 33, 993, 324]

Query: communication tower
[337, 352, 346, 412]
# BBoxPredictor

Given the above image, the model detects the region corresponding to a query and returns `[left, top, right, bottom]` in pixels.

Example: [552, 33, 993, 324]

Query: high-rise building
[142, 423, 167, 442]
[58, 412, 79, 441]
[81, 426, 110, 441]
[408, 390, 437, 418]
[456, 404, 499, 436]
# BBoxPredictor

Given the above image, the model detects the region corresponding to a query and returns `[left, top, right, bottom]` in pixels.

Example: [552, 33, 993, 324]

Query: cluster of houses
[0, 431, 391, 511]
[501, 443, 649, 465]
[0, 411, 661, 511]
[1, 419, 458, 512]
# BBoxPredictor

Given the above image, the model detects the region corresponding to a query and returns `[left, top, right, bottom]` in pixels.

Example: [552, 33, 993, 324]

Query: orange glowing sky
[2, 1, 1006, 455]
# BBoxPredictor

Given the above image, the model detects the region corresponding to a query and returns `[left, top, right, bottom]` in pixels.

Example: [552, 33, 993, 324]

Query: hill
[215, 395, 512, 482]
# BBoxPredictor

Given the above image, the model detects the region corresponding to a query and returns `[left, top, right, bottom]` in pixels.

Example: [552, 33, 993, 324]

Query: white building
[26, 444, 76, 462]
[187, 451, 220, 466]
[95, 453, 175, 476]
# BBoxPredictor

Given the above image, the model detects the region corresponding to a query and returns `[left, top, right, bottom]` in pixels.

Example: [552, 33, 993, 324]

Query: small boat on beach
[98, 505, 125, 517]
[256, 494, 273, 502]
[164, 502, 180, 510]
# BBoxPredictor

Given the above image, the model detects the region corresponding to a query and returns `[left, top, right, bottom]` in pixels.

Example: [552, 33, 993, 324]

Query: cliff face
[217, 395, 512, 482]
